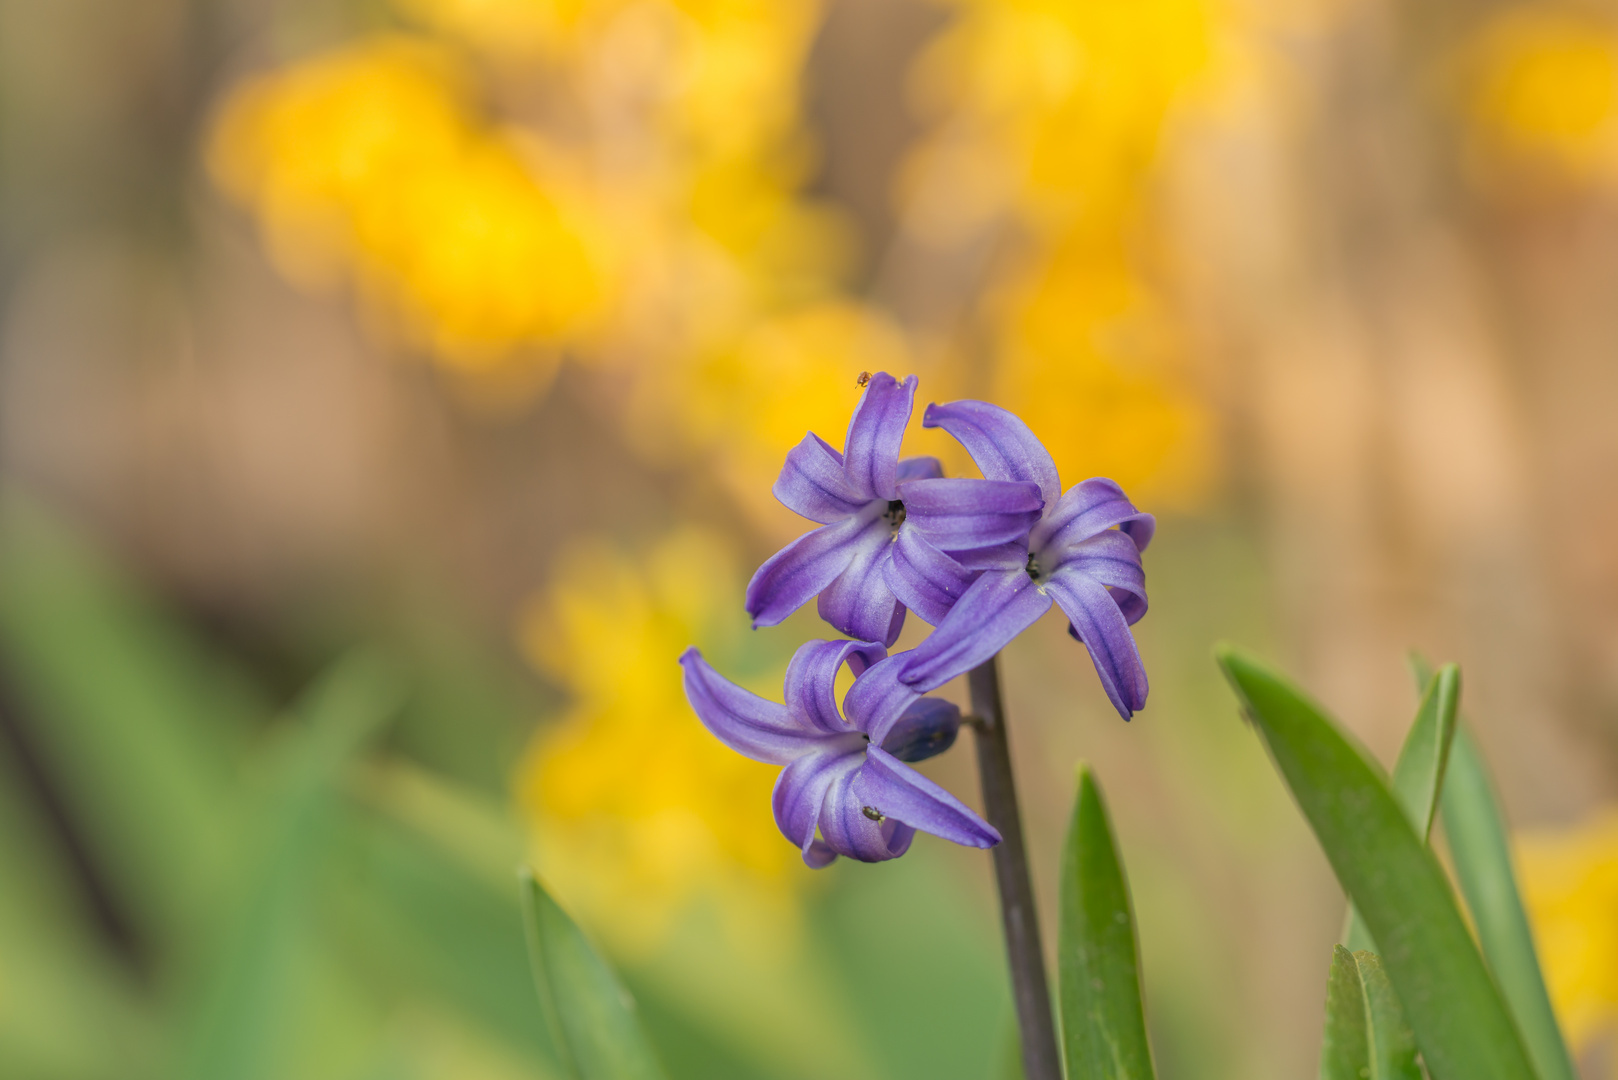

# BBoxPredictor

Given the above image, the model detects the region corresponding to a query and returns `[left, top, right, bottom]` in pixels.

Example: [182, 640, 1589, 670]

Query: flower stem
[968, 654, 1061, 1080]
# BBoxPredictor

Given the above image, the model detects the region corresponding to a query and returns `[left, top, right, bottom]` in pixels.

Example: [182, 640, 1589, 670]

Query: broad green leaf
[0, 738, 156, 1080]
[176, 650, 403, 1080]
[1320, 946, 1420, 1080]
[0, 490, 269, 939]
[1343, 665, 1459, 952]
[1216, 645, 1536, 1080]
[1058, 764, 1156, 1080]
[520, 869, 668, 1080]
[1440, 722, 1577, 1080]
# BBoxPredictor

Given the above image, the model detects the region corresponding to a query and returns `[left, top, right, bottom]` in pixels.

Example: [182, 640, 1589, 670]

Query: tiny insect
[861, 805, 884, 822]
[855, 371, 871, 387]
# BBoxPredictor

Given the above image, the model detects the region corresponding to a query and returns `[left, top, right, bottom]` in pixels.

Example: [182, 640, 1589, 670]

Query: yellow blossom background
[6, 0, 1618, 1076]
[516, 528, 800, 956]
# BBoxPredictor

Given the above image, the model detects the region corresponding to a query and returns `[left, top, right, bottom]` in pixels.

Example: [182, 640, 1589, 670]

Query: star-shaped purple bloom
[745, 373, 1045, 647]
[893, 400, 1155, 720]
[680, 638, 1001, 866]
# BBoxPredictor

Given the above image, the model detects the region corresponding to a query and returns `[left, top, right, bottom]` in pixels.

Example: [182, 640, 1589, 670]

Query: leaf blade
[520, 868, 667, 1080]
[1319, 945, 1369, 1080]
[177, 650, 403, 1080]
[1057, 764, 1156, 1080]
[1217, 645, 1536, 1080]
[1343, 664, 1459, 953]
[1389, 664, 1460, 841]
[1354, 951, 1420, 1080]
[1441, 723, 1577, 1080]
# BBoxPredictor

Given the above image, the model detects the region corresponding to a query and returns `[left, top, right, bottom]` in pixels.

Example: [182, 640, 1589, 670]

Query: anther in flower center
[883, 499, 906, 538]
[861, 806, 884, 821]
[1026, 551, 1043, 582]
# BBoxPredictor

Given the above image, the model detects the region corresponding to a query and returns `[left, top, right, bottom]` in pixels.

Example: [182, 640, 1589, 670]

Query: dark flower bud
[879, 697, 961, 763]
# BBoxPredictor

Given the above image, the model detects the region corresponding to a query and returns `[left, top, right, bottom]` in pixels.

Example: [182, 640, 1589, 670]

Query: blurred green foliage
[0, 489, 1020, 1079]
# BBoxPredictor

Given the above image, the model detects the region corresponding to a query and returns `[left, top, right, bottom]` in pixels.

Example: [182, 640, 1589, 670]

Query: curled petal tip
[843, 373, 916, 502]
[803, 840, 838, 868]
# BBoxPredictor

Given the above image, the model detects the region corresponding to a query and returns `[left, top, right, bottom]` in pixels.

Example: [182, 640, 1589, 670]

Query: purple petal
[804, 839, 839, 868]
[1120, 517, 1155, 553]
[922, 400, 1061, 506]
[680, 648, 813, 764]
[902, 477, 1044, 551]
[947, 540, 1029, 571]
[774, 433, 867, 524]
[818, 765, 910, 862]
[855, 747, 1000, 849]
[1030, 477, 1155, 556]
[884, 528, 978, 626]
[843, 373, 916, 502]
[1044, 570, 1149, 720]
[817, 519, 906, 646]
[840, 653, 920, 742]
[784, 638, 888, 735]
[896, 569, 1053, 691]
[773, 748, 862, 862]
[1044, 530, 1147, 625]
[745, 513, 869, 628]
[876, 697, 961, 763]
[896, 455, 944, 482]
[881, 819, 917, 858]
[1111, 587, 1148, 626]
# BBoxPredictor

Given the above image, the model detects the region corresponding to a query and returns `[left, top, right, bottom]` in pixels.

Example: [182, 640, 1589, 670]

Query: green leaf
[1439, 722, 1577, 1080]
[1390, 665, 1460, 842]
[1343, 665, 1460, 953]
[520, 868, 668, 1080]
[1354, 951, 1419, 1080]
[1320, 945, 1369, 1080]
[0, 489, 270, 938]
[0, 737, 157, 1080]
[1320, 946, 1420, 1080]
[1057, 763, 1156, 1080]
[1216, 645, 1536, 1080]
[176, 649, 403, 1080]
[1407, 653, 1576, 1080]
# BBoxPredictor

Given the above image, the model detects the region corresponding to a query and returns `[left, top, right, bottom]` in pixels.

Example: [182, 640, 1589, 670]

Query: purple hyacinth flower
[745, 372, 1044, 647]
[894, 400, 1156, 720]
[679, 639, 1001, 866]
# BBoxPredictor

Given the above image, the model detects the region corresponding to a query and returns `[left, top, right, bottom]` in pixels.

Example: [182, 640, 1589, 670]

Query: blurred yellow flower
[207, 0, 1228, 515]
[1463, 7, 1618, 184]
[904, 0, 1222, 510]
[395, 0, 589, 60]
[1519, 810, 1618, 1061]
[208, 36, 604, 370]
[628, 300, 922, 533]
[207, 1, 872, 475]
[516, 526, 807, 955]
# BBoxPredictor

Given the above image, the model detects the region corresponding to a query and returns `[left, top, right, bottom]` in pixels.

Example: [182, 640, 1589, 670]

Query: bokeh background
[3, 0, 1618, 1076]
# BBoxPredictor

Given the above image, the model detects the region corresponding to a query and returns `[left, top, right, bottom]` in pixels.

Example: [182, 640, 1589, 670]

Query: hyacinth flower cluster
[681, 372, 1153, 867]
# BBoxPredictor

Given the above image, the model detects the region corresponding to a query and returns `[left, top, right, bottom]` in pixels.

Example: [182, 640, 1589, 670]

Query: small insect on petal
[862, 805, 884, 821]
[856, 370, 872, 387]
